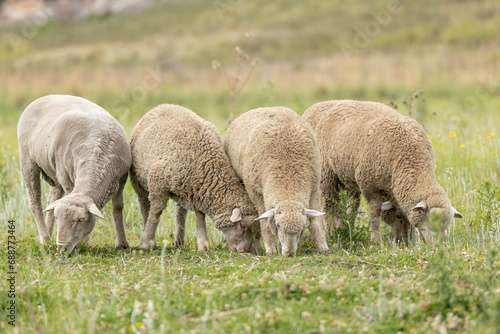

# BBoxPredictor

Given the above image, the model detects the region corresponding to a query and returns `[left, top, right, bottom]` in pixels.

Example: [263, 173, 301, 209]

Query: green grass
[1, 0, 500, 332]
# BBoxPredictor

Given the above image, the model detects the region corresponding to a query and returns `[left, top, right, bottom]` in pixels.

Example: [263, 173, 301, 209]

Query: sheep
[129, 104, 257, 253]
[302, 100, 462, 243]
[223, 107, 329, 257]
[17, 94, 131, 254]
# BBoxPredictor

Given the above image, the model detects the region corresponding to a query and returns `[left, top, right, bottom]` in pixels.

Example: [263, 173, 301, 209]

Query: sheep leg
[261, 218, 278, 255]
[45, 184, 64, 237]
[194, 210, 210, 251]
[129, 174, 151, 229]
[112, 174, 129, 249]
[321, 169, 343, 232]
[174, 203, 188, 248]
[140, 195, 168, 250]
[366, 196, 383, 242]
[250, 194, 275, 255]
[308, 190, 329, 254]
[21, 158, 50, 243]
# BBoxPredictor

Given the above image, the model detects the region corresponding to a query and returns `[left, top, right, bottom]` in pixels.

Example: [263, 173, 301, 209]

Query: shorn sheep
[18, 95, 131, 254]
[129, 104, 257, 253]
[224, 107, 329, 256]
[303, 100, 462, 243]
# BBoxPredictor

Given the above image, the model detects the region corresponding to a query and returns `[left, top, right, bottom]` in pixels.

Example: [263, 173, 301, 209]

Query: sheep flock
[18, 94, 462, 257]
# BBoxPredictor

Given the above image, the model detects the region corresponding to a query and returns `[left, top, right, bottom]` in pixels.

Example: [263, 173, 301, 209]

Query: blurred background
[1, 0, 498, 133]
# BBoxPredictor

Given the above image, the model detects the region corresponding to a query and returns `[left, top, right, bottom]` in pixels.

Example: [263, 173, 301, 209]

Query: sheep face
[381, 202, 411, 243]
[43, 194, 103, 254]
[257, 201, 325, 257]
[408, 202, 463, 243]
[221, 209, 256, 254]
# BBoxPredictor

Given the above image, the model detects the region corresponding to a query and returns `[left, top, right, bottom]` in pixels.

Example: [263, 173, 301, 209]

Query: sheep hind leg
[174, 203, 188, 248]
[45, 184, 64, 238]
[321, 169, 343, 233]
[112, 174, 129, 249]
[129, 175, 150, 230]
[21, 158, 50, 243]
[140, 194, 168, 250]
[194, 210, 210, 251]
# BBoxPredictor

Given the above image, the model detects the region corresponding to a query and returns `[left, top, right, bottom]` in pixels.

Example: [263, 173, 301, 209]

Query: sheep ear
[87, 203, 104, 219]
[230, 208, 242, 223]
[254, 209, 275, 221]
[452, 206, 463, 219]
[305, 209, 325, 217]
[43, 199, 62, 212]
[381, 201, 394, 211]
[412, 201, 427, 213]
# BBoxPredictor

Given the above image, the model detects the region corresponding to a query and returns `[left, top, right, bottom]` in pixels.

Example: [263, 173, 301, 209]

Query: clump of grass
[476, 180, 500, 231]
[326, 191, 371, 252]
[211, 32, 259, 122]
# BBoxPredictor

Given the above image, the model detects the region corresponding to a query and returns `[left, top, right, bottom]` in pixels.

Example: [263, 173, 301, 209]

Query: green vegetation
[1, 0, 499, 332]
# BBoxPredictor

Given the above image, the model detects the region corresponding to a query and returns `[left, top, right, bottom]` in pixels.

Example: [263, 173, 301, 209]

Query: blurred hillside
[0, 0, 499, 133]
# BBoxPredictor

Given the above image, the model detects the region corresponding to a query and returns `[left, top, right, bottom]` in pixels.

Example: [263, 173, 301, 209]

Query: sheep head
[407, 201, 463, 243]
[381, 201, 411, 243]
[256, 200, 324, 257]
[43, 193, 103, 255]
[220, 208, 256, 254]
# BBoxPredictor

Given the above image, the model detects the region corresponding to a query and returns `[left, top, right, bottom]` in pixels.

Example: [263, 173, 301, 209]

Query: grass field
[1, 0, 500, 333]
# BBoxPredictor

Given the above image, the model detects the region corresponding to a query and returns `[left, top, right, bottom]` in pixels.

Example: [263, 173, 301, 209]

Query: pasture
[1, 0, 499, 332]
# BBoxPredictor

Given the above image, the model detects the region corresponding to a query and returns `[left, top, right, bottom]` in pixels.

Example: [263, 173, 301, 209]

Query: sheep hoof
[139, 240, 156, 250]
[370, 232, 383, 243]
[317, 245, 330, 255]
[39, 235, 51, 244]
[197, 241, 210, 252]
[266, 248, 278, 256]
[115, 240, 129, 249]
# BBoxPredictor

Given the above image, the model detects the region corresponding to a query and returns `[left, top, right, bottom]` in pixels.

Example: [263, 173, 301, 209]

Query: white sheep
[17, 95, 131, 254]
[129, 104, 257, 252]
[303, 100, 462, 243]
[223, 107, 329, 256]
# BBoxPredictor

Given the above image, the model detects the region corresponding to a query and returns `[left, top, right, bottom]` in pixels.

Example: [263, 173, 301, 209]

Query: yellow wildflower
[428, 135, 432, 139]
[460, 145, 465, 149]
[136, 322, 143, 328]
[449, 131, 455, 138]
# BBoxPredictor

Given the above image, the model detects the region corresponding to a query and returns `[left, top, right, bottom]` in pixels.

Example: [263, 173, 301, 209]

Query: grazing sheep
[129, 104, 257, 253]
[303, 100, 462, 243]
[223, 107, 329, 256]
[18, 95, 131, 254]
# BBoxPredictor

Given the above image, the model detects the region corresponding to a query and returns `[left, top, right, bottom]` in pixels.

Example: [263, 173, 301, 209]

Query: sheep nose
[57, 246, 67, 253]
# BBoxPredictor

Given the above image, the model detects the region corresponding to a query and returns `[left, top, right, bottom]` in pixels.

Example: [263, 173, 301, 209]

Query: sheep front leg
[261, 218, 278, 255]
[21, 158, 50, 243]
[308, 190, 329, 254]
[195, 210, 210, 251]
[367, 196, 383, 243]
[174, 203, 187, 248]
[46, 184, 64, 237]
[112, 174, 129, 249]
